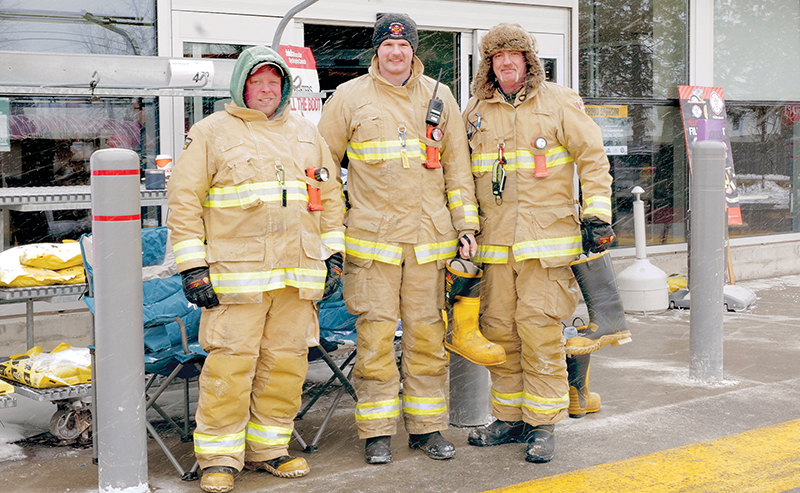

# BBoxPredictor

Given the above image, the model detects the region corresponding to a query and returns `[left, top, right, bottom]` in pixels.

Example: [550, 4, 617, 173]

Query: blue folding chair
[81, 226, 204, 480]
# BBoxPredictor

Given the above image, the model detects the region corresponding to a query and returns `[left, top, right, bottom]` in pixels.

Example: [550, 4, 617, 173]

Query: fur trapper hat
[470, 23, 545, 100]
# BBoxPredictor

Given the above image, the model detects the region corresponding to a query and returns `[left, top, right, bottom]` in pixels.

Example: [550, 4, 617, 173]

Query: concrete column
[449, 354, 491, 427]
[91, 149, 148, 492]
[689, 140, 726, 382]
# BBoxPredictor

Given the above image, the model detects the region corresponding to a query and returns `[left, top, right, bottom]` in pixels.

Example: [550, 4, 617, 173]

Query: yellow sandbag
[0, 343, 91, 388]
[0, 379, 13, 395]
[19, 241, 83, 270]
[0, 246, 84, 287]
[668, 274, 688, 293]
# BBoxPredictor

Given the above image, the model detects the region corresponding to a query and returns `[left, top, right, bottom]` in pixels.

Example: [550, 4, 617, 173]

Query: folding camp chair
[81, 226, 204, 481]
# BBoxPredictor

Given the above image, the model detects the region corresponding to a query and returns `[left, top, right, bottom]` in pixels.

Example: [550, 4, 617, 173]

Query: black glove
[180, 267, 220, 308]
[581, 217, 615, 255]
[321, 253, 343, 300]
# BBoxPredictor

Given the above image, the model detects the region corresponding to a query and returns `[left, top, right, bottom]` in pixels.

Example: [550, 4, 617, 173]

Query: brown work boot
[200, 466, 235, 492]
[245, 456, 309, 478]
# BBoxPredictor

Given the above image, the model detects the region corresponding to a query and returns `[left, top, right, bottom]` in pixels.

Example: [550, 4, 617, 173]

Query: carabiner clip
[275, 161, 287, 207]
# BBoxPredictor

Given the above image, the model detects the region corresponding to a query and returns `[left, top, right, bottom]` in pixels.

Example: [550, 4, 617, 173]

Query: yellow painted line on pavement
[485, 419, 800, 493]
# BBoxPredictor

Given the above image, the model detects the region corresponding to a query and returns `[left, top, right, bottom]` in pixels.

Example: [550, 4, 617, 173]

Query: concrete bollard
[689, 140, 727, 382]
[449, 354, 492, 427]
[91, 149, 148, 492]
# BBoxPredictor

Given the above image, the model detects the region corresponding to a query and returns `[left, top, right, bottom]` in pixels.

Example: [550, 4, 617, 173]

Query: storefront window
[0, 1, 156, 56]
[579, 0, 688, 99]
[0, 96, 158, 245]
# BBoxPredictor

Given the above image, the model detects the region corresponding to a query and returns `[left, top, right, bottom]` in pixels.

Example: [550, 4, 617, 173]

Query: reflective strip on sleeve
[346, 139, 424, 162]
[402, 395, 447, 416]
[414, 240, 458, 264]
[345, 236, 403, 265]
[474, 245, 509, 264]
[194, 430, 246, 455]
[583, 195, 612, 219]
[245, 422, 292, 446]
[321, 231, 345, 252]
[512, 236, 582, 261]
[521, 391, 569, 415]
[210, 268, 326, 293]
[355, 398, 401, 421]
[447, 189, 464, 209]
[490, 388, 523, 408]
[464, 204, 479, 224]
[173, 238, 206, 265]
[204, 181, 308, 208]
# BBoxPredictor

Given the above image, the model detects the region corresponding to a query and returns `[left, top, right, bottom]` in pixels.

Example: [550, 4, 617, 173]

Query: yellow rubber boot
[200, 466, 235, 493]
[567, 353, 600, 418]
[445, 297, 506, 366]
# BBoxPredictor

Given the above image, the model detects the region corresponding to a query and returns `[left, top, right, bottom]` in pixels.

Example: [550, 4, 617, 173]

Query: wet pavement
[2, 274, 800, 492]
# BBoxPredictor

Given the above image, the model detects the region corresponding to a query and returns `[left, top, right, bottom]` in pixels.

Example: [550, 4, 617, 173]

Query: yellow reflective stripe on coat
[522, 391, 569, 414]
[447, 189, 464, 208]
[512, 236, 582, 261]
[402, 395, 447, 416]
[321, 231, 345, 252]
[448, 190, 479, 225]
[414, 240, 458, 264]
[583, 195, 612, 219]
[346, 139, 424, 162]
[245, 422, 292, 446]
[173, 238, 206, 265]
[204, 181, 307, 208]
[491, 388, 523, 408]
[474, 245, 510, 264]
[471, 146, 573, 173]
[210, 268, 326, 293]
[194, 430, 246, 455]
[345, 236, 403, 265]
[355, 398, 401, 421]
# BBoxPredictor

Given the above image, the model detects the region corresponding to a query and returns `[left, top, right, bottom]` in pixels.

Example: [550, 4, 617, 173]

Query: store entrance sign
[280, 45, 322, 125]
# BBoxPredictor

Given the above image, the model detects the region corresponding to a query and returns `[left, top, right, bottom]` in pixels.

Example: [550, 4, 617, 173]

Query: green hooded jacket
[229, 45, 293, 118]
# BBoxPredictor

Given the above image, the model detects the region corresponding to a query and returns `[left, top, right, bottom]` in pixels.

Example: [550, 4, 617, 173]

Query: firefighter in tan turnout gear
[317, 13, 481, 464]
[462, 23, 628, 463]
[168, 45, 345, 492]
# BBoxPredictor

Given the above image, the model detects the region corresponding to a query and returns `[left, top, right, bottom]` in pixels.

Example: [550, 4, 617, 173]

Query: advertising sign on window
[678, 86, 742, 226]
[0, 99, 9, 152]
[280, 45, 322, 125]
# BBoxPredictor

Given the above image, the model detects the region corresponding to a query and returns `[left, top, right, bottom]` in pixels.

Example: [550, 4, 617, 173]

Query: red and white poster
[678, 85, 742, 226]
[279, 45, 323, 125]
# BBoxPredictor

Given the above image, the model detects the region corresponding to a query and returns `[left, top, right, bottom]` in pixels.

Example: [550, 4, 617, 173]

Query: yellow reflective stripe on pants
[512, 236, 582, 261]
[210, 268, 326, 293]
[475, 245, 510, 264]
[414, 240, 458, 264]
[345, 236, 403, 265]
[173, 238, 206, 265]
[402, 395, 447, 416]
[194, 430, 246, 455]
[491, 388, 524, 408]
[204, 181, 308, 208]
[522, 391, 569, 414]
[245, 422, 292, 446]
[346, 139, 424, 162]
[355, 398, 401, 421]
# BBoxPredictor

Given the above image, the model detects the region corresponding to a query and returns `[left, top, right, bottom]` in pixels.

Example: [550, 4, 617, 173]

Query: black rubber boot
[565, 251, 633, 355]
[364, 436, 392, 464]
[468, 419, 527, 446]
[524, 424, 555, 463]
[408, 431, 456, 460]
[568, 353, 601, 418]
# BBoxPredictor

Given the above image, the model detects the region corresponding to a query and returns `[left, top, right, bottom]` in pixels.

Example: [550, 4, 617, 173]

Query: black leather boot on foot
[408, 431, 456, 460]
[468, 420, 527, 446]
[365, 436, 392, 464]
[524, 424, 555, 463]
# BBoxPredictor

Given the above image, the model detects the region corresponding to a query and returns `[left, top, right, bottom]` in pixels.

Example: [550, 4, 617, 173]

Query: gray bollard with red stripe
[91, 148, 148, 492]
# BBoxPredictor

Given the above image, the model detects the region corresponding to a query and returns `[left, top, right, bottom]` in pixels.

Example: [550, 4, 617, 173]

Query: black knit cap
[372, 13, 419, 52]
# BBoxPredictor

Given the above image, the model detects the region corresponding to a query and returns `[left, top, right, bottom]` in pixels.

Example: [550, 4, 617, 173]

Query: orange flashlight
[306, 167, 329, 211]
